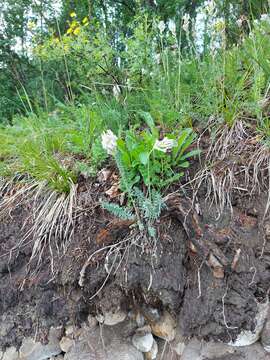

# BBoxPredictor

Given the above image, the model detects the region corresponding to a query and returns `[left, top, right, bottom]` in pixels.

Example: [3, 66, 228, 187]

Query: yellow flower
[28, 20, 36, 30]
[73, 27, 80, 35]
[66, 27, 73, 35]
[82, 17, 88, 24]
[70, 11, 76, 18]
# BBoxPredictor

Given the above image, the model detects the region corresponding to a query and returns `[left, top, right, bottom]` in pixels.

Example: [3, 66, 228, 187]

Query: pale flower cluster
[101, 130, 118, 155]
[153, 137, 176, 153]
[168, 19, 176, 37]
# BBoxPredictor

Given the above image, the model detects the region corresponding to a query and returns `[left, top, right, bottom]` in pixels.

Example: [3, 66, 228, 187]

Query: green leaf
[179, 161, 190, 168]
[139, 151, 149, 165]
[138, 111, 155, 129]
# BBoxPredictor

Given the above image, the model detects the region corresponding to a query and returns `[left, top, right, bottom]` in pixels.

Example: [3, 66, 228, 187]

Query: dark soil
[0, 182, 270, 350]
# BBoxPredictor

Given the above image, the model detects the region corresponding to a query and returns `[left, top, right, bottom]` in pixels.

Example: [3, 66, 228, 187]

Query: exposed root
[196, 120, 270, 218]
[0, 179, 77, 276]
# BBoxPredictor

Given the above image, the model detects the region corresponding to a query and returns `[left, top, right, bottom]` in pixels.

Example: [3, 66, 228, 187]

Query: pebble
[229, 299, 269, 346]
[150, 311, 176, 342]
[132, 327, 154, 353]
[59, 336, 74, 353]
[2, 347, 19, 360]
[145, 339, 158, 359]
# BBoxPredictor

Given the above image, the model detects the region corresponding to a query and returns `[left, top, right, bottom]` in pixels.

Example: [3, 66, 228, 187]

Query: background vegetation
[0, 0, 270, 195]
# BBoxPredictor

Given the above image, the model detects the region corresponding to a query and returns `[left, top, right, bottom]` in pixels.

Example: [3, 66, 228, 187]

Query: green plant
[102, 186, 166, 237]
[112, 113, 199, 189]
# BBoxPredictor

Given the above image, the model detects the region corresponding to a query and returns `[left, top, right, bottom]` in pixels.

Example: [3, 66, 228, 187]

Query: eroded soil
[0, 182, 270, 350]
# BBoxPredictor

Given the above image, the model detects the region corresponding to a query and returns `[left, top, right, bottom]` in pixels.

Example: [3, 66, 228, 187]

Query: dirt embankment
[0, 175, 270, 354]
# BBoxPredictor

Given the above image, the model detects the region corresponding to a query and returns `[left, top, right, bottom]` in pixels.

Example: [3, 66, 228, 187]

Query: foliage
[115, 114, 199, 189]
[101, 186, 166, 237]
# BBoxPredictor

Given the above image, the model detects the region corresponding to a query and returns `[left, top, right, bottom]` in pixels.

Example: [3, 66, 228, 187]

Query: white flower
[153, 137, 176, 153]
[158, 20, 165, 34]
[101, 130, 118, 155]
[168, 19, 176, 37]
[182, 13, 190, 33]
[261, 14, 270, 22]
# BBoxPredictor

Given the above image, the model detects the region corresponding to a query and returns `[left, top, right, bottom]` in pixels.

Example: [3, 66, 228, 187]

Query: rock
[19, 336, 61, 360]
[240, 342, 270, 360]
[181, 338, 201, 360]
[261, 309, 270, 352]
[132, 329, 154, 353]
[150, 311, 176, 342]
[60, 336, 74, 353]
[2, 347, 19, 360]
[96, 308, 127, 326]
[145, 339, 158, 359]
[229, 298, 269, 346]
[200, 341, 236, 359]
[108, 341, 144, 360]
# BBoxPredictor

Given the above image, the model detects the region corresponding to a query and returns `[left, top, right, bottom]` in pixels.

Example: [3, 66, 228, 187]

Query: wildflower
[154, 137, 176, 153]
[73, 27, 80, 35]
[168, 19, 176, 37]
[82, 17, 88, 24]
[70, 11, 76, 18]
[158, 20, 165, 34]
[101, 130, 118, 155]
[261, 14, 270, 22]
[214, 19, 225, 32]
[182, 13, 190, 33]
[28, 20, 36, 30]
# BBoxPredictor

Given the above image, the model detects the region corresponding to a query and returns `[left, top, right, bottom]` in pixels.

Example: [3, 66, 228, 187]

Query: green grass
[0, 16, 270, 194]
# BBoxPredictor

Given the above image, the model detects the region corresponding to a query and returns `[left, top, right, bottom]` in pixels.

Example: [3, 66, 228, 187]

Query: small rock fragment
[145, 339, 158, 359]
[229, 299, 269, 346]
[59, 336, 74, 353]
[150, 311, 176, 342]
[2, 347, 19, 360]
[132, 327, 154, 353]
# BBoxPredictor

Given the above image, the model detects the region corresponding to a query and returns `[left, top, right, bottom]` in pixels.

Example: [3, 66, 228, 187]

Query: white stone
[229, 298, 269, 346]
[181, 338, 201, 360]
[59, 336, 74, 353]
[132, 332, 154, 353]
[145, 339, 158, 359]
[19, 337, 61, 360]
[96, 309, 127, 326]
[2, 347, 19, 360]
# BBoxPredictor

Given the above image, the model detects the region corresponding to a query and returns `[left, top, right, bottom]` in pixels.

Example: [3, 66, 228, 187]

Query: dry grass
[0, 178, 78, 276]
[195, 120, 270, 218]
